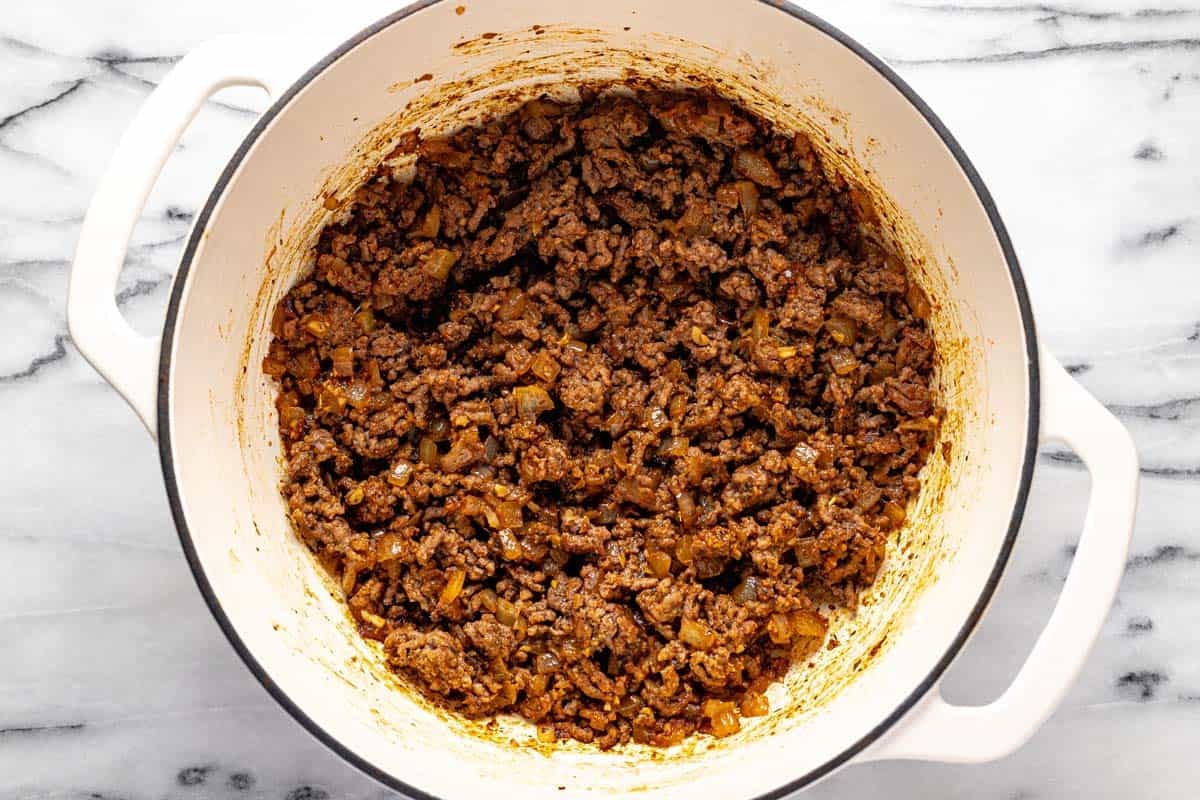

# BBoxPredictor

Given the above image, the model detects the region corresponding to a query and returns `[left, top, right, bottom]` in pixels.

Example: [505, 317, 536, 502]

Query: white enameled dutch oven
[66, 2, 1140, 798]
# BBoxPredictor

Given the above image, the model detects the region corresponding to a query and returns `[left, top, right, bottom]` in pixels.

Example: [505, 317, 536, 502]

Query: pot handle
[66, 35, 311, 439]
[868, 349, 1138, 763]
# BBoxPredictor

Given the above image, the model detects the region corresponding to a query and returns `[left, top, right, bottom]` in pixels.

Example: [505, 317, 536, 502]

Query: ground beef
[265, 89, 939, 748]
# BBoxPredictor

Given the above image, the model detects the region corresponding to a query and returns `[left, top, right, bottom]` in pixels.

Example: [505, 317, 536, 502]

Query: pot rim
[156, 2, 1041, 797]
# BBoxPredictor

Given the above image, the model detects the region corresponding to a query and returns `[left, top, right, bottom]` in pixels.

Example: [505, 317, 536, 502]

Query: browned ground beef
[265, 89, 939, 748]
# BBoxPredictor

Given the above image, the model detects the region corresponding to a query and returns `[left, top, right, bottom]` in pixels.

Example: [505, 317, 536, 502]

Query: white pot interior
[164, 1, 1034, 797]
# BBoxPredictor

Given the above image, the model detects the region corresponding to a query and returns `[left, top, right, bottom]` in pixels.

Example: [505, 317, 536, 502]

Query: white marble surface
[2, 0, 1198, 797]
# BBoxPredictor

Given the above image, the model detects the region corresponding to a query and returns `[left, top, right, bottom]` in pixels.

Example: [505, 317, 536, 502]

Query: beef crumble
[264, 89, 939, 748]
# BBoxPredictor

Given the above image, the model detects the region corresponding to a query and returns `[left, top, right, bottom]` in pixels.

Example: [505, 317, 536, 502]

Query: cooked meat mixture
[265, 89, 939, 748]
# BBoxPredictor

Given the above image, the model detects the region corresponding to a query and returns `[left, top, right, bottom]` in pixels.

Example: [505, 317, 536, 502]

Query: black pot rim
[157, 3, 1040, 798]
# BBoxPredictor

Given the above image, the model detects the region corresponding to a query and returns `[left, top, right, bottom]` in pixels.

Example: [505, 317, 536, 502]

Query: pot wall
[163, 1, 1033, 797]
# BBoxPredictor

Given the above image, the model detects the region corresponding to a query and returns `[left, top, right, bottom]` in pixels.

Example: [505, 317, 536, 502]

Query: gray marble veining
[2, 1, 1198, 797]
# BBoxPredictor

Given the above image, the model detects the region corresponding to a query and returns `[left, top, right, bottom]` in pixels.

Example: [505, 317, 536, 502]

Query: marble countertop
[3, 0, 1197, 797]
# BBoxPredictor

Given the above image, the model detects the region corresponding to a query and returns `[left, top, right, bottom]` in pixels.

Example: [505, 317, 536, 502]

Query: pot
[66, 2, 1139, 798]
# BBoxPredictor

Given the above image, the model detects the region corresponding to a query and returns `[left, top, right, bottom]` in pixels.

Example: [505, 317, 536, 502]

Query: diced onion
[422, 248, 458, 279]
[829, 348, 857, 376]
[791, 609, 827, 638]
[303, 315, 329, 338]
[883, 501, 907, 527]
[678, 619, 716, 650]
[794, 537, 820, 568]
[735, 180, 760, 218]
[476, 588, 498, 612]
[418, 437, 440, 466]
[702, 699, 741, 737]
[439, 568, 465, 605]
[675, 490, 698, 529]
[331, 346, 354, 377]
[675, 535, 695, 564]
[262, 356, 287, 377]
[411, 205, 441, 239]
[496, 598, 519, 627]
[791, 442, 818, 465]
[428, 417, 450, 440]
[825, 316, 858, 345]
[387, 460, 413, 487]
[906, 283, 932, 319]
[740, 691, 770, 717]
[355, 307, 377, 333]
[645, 549, 672, 578]
[345, 380, 370, 409]
[317, 383, 347, 414]
[529, 351, 561, 382]
[657, 436, 690, 458]
[497, 287, 527, 321]
[766, 613, 792, 644]
[496, 528, 522, 561]
[514, 385, 555, 419]
[749, 308, 770, 343]
[375, 533, 405, 562]
[733, 149, 782, 188]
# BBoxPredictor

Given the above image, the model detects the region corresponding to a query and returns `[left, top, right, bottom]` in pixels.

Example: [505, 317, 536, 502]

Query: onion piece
[740, 691, 770, 717]
[387, 460, 413, 487]
[529, 351, 561, 382]
[476, 587, 498, 612]
[411, 205, 441, 239]
[794, 537, 820, 568]
[514, 385, 555, 419]
[262, 356, 287, 378]
[702, 699, 741, 737]
[438, 568, 465, 606]
[345, 380, 370, 409]
[674, 535, 695, 564]
[766, 613, 793, 644]
[496, 528, 522, 561]
[302, 314, 329, 338]
[422, 248, 458, 279]
[657, 435, 690, 458]
[497, 287, 527, 321]
[645, 549, 672, 578]
[331, 346, 354, 377]
[675, 490, 698, 528]
[316, 383, 347, 415]
[733, 148, 782, 188]
[418, 437, 440, 466]
[825, 316, 858, 346]
[829, 348, 858, 376]
[790, 609, 827, 638]
[375, 532, 405, 562]
[496, 598, 519, 627]
[735, 180, 760, 218]
[906, 283, 932, 319]
[678, 619, 717, 650]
